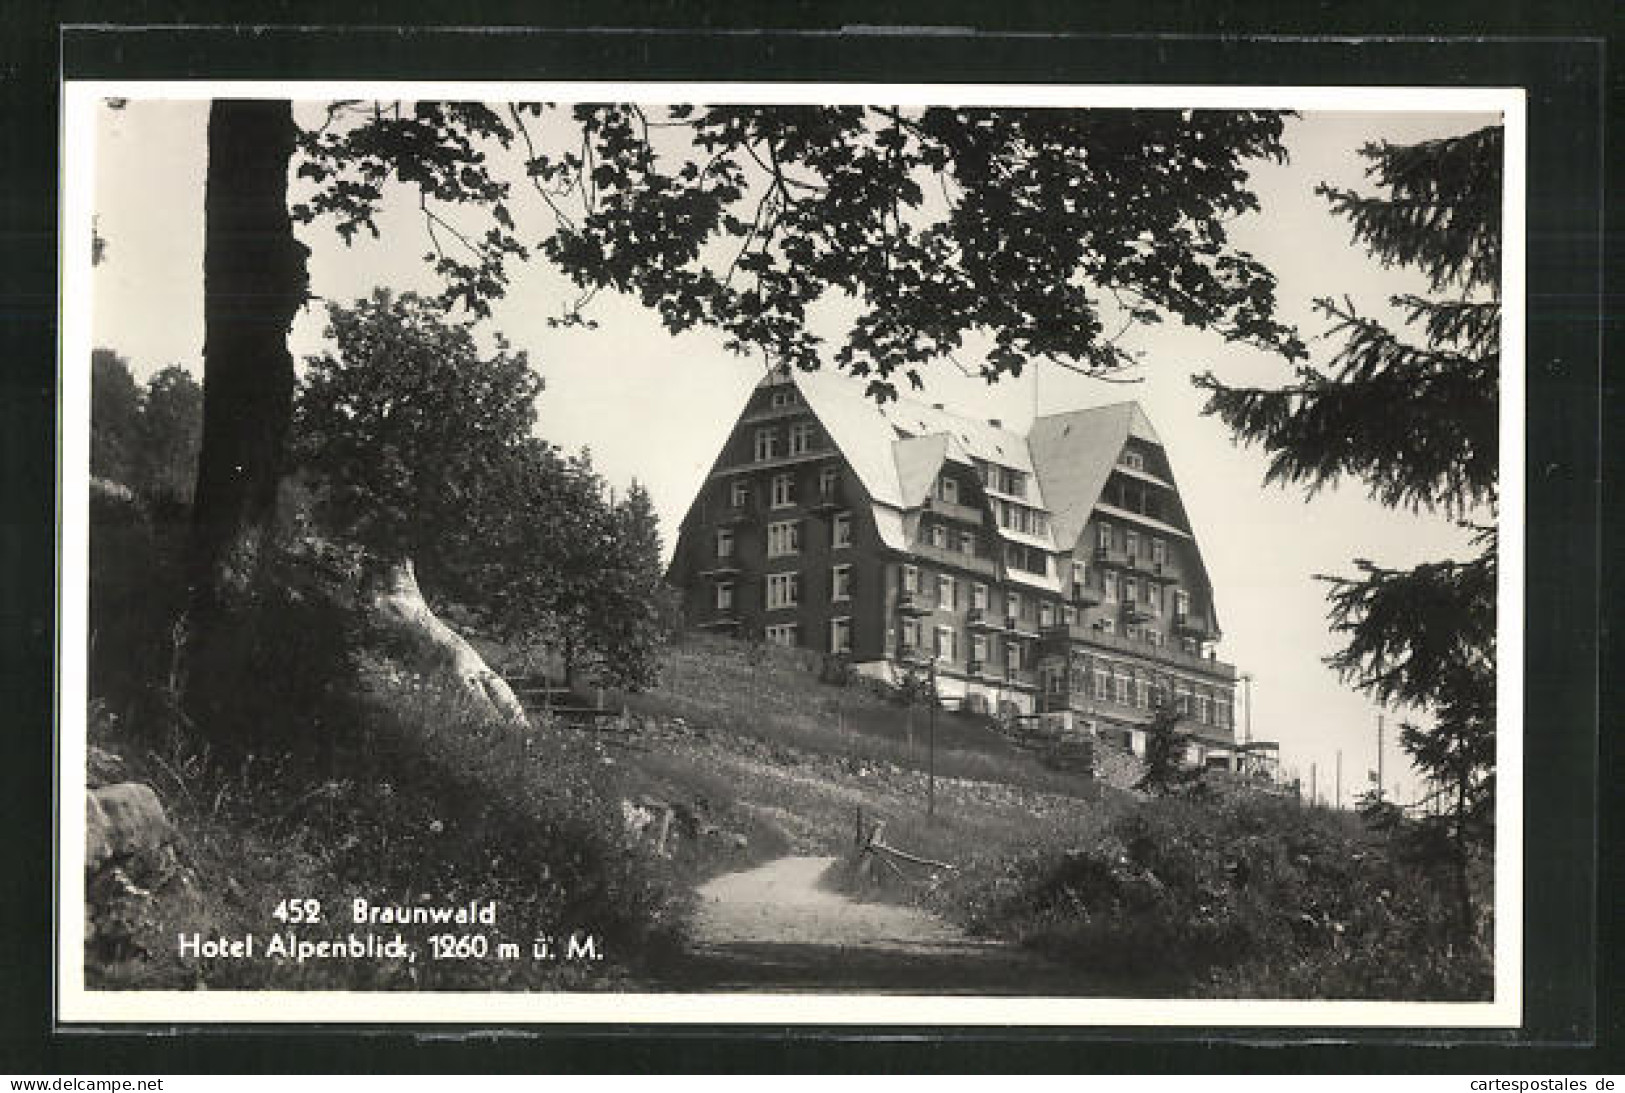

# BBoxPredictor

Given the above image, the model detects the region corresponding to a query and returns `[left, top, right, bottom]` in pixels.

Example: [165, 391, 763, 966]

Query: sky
[84, 97, 1504, 808]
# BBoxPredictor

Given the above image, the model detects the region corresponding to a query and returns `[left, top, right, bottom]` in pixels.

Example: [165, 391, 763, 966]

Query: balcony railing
[897, 592, 932, 616]
[912, 541, 999, 577]
[1039, 624, 1237, 680]
[922, 496, 985, 526]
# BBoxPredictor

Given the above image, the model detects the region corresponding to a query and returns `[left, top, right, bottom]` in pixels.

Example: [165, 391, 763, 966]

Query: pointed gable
[1026, 403, 1140, 553]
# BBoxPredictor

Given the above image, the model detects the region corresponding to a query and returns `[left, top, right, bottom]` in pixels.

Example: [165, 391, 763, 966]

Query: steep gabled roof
[892, 433, 952, 510]
[1027, 402, 1159, 553]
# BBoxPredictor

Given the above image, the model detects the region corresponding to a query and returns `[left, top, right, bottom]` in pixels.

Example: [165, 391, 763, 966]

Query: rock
[86, 782, 171, 871]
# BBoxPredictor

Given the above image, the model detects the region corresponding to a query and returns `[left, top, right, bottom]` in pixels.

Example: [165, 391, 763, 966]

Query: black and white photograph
[58, 81, 1522, 1026]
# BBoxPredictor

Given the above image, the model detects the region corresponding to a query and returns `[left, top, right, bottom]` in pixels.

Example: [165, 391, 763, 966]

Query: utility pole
[1377, 712, 1386, 803]
[1310, 762, 1317, 808]
[1241, 672, 1253, 746]
[1336, 750, 1342, 811]
[927, 659, 938, 818]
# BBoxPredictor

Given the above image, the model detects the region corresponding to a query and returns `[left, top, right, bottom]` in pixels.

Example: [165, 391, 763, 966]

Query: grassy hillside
[603, 632, 1099, 799]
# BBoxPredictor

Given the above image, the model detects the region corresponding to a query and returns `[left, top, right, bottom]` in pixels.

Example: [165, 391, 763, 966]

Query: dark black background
[1, 1, 1615, 1075]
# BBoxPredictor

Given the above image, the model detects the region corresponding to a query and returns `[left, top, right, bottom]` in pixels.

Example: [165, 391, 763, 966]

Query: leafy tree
[90, 348, 142, 484]
[185, 99, 1309, 733]
[136, 366, 203, 505]
[294, 288, 541, 572]
[1136, 703, 1198, 797]
[90, 350, 204, 507]
[1194, 124, 1501, 938]
[593, 481, 677, 690]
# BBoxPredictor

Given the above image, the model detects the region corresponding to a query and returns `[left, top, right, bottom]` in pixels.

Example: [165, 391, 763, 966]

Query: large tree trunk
[190, 100, 308, 615]
[368, 559, 529, 727]
[183, 100, 308, 734]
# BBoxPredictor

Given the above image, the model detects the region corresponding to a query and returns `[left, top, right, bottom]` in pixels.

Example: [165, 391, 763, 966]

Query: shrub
[932, 786, 1490, 999]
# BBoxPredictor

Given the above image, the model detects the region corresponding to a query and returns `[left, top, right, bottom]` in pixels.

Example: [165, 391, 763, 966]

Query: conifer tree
[1194, 124, 1502, 938]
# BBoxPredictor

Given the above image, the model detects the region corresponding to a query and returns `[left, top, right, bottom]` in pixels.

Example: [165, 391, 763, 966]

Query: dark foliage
[1194, 123, 1501, 940]
[939, 788, 1489, 999]
[295, 103, 1306, 400]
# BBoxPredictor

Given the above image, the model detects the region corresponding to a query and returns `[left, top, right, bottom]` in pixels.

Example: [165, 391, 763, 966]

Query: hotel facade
[668, 370, 1247, 765]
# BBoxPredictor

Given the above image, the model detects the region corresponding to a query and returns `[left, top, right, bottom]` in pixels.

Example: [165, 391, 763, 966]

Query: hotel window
[770, 388, 797, 409]
[1146, 629, 1162, 647]
[1006, 591, 1021, 621]
[767, 520, 801, 558]
[1007, 470, 1028, 499]
[832, 511, 853, 548]
[819, 464, 839, 497]
[1097, 522, 1113, 551]
[1174, 588, 1191, 618]
[929, 523, 947, 549]
[1152, 538, 1166, 566]
[1039, 602, 1055, 628]
[1099, 617, 1115, 635]
[1125, 530, 1139, 558]
[831, 564, 853, 602]
[1072, 559, 1088, 588]
[1216, 699, 1230, 728]
[1103, 571, 1119, 603]
[1148, 587, 1162, 616]
[902, 618, 922, 652]
[1135, 677, 1149, 709]
[730, 479, 749, 508]
[766, 572, 801, 609]
[1114, 674, 1129, 704]
[959, 529, 976, 555]
[902, 564, 919, 594]
[830, 617, 852, 655]
[934, 625, 957, 661]
[716, 528, 735, 558]
[715, 582, 734, 610]
[1198, 694, 1213, 725]
[1123, 449, 1145, 471]
[940, 476, 959, 505]
[972, 633, 989, 665]
[771, 472, 796, 509]
[766, 623, 799, 647]
[754, 428, 777, 462]
[788, 421, 817, 455]
[937, 573, 957, 609]
[1093, 667, 1109, 698]
[972, 583, 989, 611]
[1061, 605, 1076, 626]
[1124, 576, 1138, 603]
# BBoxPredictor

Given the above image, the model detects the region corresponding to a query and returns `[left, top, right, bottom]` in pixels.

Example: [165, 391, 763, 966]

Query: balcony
[1001, 616, 1041, 641]
[1039, 624, 1237, 681]
[922, 496, 985, 526]
[695, 610, 742, 631]
[1175, 612, 1220, 640]
[976, 664, 1037, 691]
[709, 446, 839, 479]
[897, 593, 932, 617]
[1070, 585, 1103, 607]
[714, 505, 753, 526]
[895, 643, 930, 665]
[912, 541, 999, 577]
[698, 560, 743, 578]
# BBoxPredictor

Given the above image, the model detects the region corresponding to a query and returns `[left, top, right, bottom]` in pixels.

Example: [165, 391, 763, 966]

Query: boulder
[86, 782, 171, 870]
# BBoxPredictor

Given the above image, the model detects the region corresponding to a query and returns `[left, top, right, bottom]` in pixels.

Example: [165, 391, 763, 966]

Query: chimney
[988, 418, 1002, 428]
[931, 402, 945, 410]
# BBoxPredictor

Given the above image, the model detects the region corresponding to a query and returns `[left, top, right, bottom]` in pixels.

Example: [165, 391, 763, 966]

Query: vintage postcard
[57, 78, 1524, 1027]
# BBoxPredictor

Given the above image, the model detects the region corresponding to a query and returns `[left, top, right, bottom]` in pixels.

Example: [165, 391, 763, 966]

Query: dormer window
[940, 476, 959, 505]
[1123, 449, 1145, 471]
[770, 389, 798, 409]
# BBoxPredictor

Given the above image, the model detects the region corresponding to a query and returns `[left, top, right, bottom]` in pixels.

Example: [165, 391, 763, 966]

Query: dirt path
[660, 855, 1099, 995]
